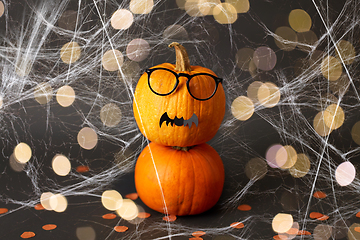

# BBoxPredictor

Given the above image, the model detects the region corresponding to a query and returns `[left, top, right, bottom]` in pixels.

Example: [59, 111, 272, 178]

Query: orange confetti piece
[356, 211, 360, 218]
[355, 227, 360, 233]
[0, 208, 8, 214]
[309, 212, 323, 219]
[137, 212, 151, 218]
[297, 230, 311, 235]
[313, 191, 327, 199]
[21, 232, 35, 239]
[237, 204, 252, 211]
[76, 165, 90, 173]
[273, 235, 287, 240]
[317, 214, 329, 221]
[42, 224, 57, 231]
[163, 214, 177, 222]
[230, 222, 245, 229]
[286, 228, 299, 235]
[34, 204, 45, 210]
[125, 193, 138, 200]
[192, 231, 206, 237]
[114, 226, 128, 232]
[102, 213, 117, 219]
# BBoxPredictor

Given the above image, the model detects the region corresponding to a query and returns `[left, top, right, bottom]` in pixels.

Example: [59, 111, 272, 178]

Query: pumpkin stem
[168, 42, 192, 72]
[172, 146, 193, 151]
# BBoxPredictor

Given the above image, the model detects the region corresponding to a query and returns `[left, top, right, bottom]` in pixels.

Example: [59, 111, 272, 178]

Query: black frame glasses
[145, 67, 223, 101]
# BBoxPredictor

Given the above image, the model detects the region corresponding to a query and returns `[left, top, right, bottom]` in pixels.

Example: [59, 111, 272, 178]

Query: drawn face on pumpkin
[133, 43, 226, 147]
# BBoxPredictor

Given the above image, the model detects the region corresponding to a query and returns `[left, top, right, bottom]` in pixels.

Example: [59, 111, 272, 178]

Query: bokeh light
[321, 55, 343, 81]
[351, 121, 360, 145]
[266, 144, 286, 168]
[58, 10, 77, 30]
[313, 111, 332, 137]
[101, 190, 123, 211]
[129, 0, 154, 14]
[247, 81, 262, 104]
[126, 38, 150, 62]
[279, 145, 297, 169]
[335, 162, 356, 186]
[40, 192, 55, 211]
[100, 103, 122, 127]
[60, 42, 81, 64]
[9, 154, 26, 172]
[102, 49, 124, 71]
[13, 142, 32, 164]
[236, 48, 254, 71]
[213, 3, 237, 24]
[272, 213, 293, 233]
[288, 9, 312, 33]
[49, 194, 68, 212]
[253, 46, 277, 71]
[289, 153, 310, 178]
[335, 40, 356, 65]
[77, 127, 98, 150]
[52, 154, 71, 176]
[34, 82, 52, 105]
[313, 224, 332, 240]
[323, 104, 345, 130]
[111, 9, 134, 30]
[0, 1, 4, 18]
[297, 30, 318, 52]
[225, 0, 250, 13]
[76, 226, 96, 240]
[56, 85, 75, 107]
[163, 24, 188, 40]
[274, 26, 298, 51]
[116, 199, 138, 221]
[257, 82, 281, 108]
[244, 158, 268, 180]
[231, 96, 254, 121]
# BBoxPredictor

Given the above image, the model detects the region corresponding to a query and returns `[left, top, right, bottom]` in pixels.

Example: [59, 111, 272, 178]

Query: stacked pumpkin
[133, 42, 226, 216]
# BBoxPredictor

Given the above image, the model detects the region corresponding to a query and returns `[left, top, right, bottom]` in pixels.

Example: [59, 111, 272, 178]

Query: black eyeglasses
[145, 68, 223, 101]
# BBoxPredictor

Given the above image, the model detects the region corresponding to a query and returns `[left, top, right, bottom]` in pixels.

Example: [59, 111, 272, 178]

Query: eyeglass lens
[148, 69, 217, 99]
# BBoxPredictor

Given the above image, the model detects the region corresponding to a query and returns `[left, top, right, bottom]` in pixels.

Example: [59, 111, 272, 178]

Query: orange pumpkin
[134, 142, 224, 216]
[133, 42, 225, 147]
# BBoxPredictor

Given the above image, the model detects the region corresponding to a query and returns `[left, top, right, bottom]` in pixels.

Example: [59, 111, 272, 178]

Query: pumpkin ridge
[188, 149, 197, 215]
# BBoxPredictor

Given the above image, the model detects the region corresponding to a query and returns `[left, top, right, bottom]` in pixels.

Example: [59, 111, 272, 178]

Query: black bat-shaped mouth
[159, 112, 198, 128]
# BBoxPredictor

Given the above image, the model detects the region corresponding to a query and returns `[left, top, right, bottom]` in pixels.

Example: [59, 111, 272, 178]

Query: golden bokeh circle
[297, 30, 318, 52]
[129, 0, 154, 14]
[198, 0, 220, 15]
[257, 82, 281, 108]
[280, 145, 297, 169]
[225, 0, 249, 13]
[56, 85, 75, 107]
[102, 49, 124, 71]
[321, 55, 343, 81]
[116, 199, 139, 221]
[274, 26, 298, 51]
[101, 190, 123, 211]
[247, 81, 262, 104]
[14, 142, 32, 164]
[213, 3, 238, 24]
[185, 0, 205, 16]
[245, 158, 268, 180]
[313, 111, 332, 137]
[289, 153, 310, 178]
[313, 224, 332, 240]
[0, 1, 4, 17]
[111, 9, 134, 30]
[52, 154, 71, 176]
[231, 96, 255, 121]
[100, 103, 122, 127]
[77, 127, 98, 150]
[272, 213, 293, 233]
[40, 192, 54, 211]
[60, 42, 81, 64]
[335, 40, 356, 65]
[323, 104, 344, 130]
[236, 48, 254, 71]
[288, 9, 312, 33]
[49, 194, 68, 212]
[351, 121, 360, 145]
[34, 82, 53, 105]
[348, 223, 360, 240]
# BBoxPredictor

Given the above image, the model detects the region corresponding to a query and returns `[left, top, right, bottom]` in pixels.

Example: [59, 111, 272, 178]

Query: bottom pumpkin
[134, 142, 224, 216]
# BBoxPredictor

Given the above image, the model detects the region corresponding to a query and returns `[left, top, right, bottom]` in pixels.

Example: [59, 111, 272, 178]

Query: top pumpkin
[133, 42, 225, 147]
